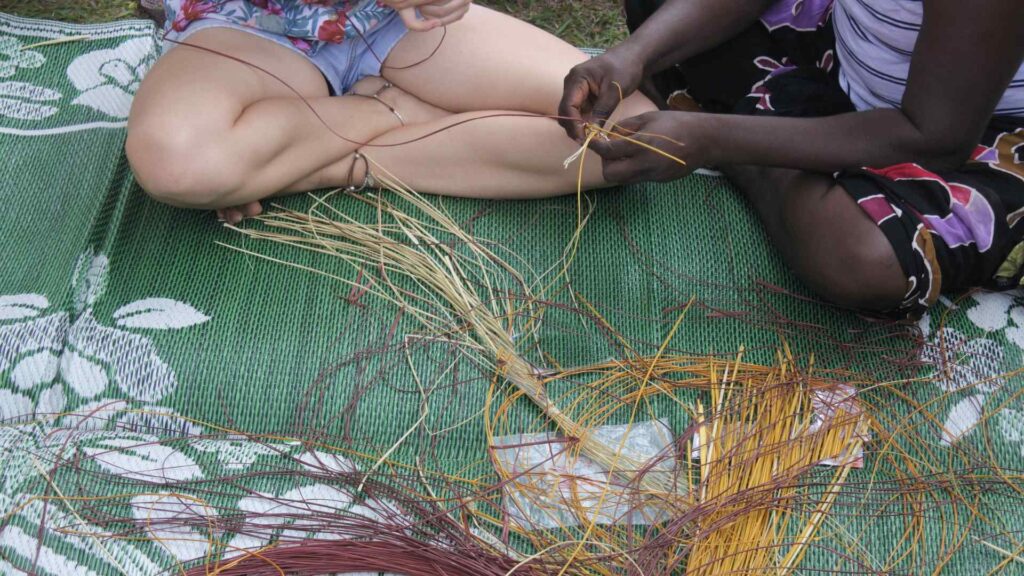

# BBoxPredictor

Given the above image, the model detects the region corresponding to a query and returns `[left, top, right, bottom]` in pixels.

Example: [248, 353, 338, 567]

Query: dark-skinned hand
[558, 46, 645, 142]
[589, 111, 707, 184]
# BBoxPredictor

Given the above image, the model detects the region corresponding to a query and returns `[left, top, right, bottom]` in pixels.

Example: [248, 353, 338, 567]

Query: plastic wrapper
[492, 420, 677, 531]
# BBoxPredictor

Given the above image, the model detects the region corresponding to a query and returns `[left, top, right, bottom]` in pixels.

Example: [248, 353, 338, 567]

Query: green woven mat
[2, 13, 1024, 575]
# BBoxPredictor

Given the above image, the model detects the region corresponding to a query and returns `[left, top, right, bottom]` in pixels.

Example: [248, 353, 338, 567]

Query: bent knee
[126, 121, 244, 209]
[783, 185, 908, 312]
[610, 92, 658, 124]
[815, 241, 907, 312]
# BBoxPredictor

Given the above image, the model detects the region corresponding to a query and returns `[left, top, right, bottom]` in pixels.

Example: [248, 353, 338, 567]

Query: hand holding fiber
[559, 47, 645, 142]
[591, 111, 702, 184]
[388, 0, 472, 31]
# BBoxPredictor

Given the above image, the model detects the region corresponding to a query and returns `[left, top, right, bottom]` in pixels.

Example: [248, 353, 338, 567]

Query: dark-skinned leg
[723, 165, 908, 313]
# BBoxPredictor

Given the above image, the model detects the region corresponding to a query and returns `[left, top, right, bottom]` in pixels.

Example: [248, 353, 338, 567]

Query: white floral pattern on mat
[998, 409, 1024, 456]
[3, 403, 399, 572]
[224, 480, 403, 558]
[920, 327, 1005, 395]
[82, 432, 204, 483]
[0, 248, 210, 413]
[966, 290, 1024, 350]
[918, 291, 1024, 446]
[191, 437, 281, 470]
[131, 493, 218, 563]
[0, 37, 57, 121]
[0, 36, 44, 78]
[0, 80, 59, 120]
[0, 14, 157, 135]
[0, 294, 49, 321]
[67, 36, 155, 118]
[0, 426, 171, 575]
[0, 245, 219, 571]
[919, 326, 1001, 445]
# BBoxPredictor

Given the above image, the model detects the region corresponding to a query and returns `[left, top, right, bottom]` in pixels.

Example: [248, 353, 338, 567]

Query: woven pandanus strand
[223, 167, 693, 505]
[221, 163, 878, 574]
[495, 345, 689, 501]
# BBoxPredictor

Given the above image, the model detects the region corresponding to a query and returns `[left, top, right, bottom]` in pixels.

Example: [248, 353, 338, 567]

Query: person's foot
[216, 201, 263, 225]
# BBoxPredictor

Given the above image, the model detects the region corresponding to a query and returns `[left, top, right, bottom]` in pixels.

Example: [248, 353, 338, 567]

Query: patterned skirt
[625, 0, 1024, 318]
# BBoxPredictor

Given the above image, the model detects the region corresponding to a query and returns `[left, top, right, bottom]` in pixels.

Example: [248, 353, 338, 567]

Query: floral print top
[163, 0, 396, 56]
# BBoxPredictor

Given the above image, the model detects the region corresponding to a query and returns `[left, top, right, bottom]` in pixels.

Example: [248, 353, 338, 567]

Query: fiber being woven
[1, 13, 1023, 575]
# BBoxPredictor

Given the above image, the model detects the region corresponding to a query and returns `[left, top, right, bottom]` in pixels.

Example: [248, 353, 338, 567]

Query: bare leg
[128, 8, 658, 218]
[358, 104, 649, 198]
[724, 165, 908, 312]
[127, 28, 447, 220]
[353, 4, 657, 195]
[383, 5, 591, 114]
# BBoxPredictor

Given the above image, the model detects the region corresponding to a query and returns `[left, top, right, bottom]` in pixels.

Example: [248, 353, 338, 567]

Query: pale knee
[126, 122, 244, 209]
[614, 91, 659, 120]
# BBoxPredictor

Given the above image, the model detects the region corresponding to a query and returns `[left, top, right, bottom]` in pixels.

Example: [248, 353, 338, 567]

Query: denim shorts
[161, 11, 409, 96]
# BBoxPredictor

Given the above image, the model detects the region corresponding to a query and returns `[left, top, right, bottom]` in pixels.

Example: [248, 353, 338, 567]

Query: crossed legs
[127, 6, 657, 222]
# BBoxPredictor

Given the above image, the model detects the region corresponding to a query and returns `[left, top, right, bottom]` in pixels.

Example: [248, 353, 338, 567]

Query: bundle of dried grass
[482, 347, 868, 574]
[220, 164, 875, 574]
[222, 161, 688, 503]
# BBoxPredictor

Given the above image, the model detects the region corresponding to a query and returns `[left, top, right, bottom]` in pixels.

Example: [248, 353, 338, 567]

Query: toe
[241, 201, 263, 218]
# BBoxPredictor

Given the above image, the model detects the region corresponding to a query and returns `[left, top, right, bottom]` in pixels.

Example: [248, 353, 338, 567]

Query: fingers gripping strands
[563, 121, 688, 239]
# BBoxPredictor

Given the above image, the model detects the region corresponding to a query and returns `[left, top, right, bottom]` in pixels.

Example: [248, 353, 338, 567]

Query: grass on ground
[480, 0, 626, 47]
[0, 0, 626, 47]
[0, 0, 138, 23]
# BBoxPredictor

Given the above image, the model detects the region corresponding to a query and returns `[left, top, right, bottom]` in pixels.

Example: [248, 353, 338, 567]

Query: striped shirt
[832, 0, 1024, 117]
